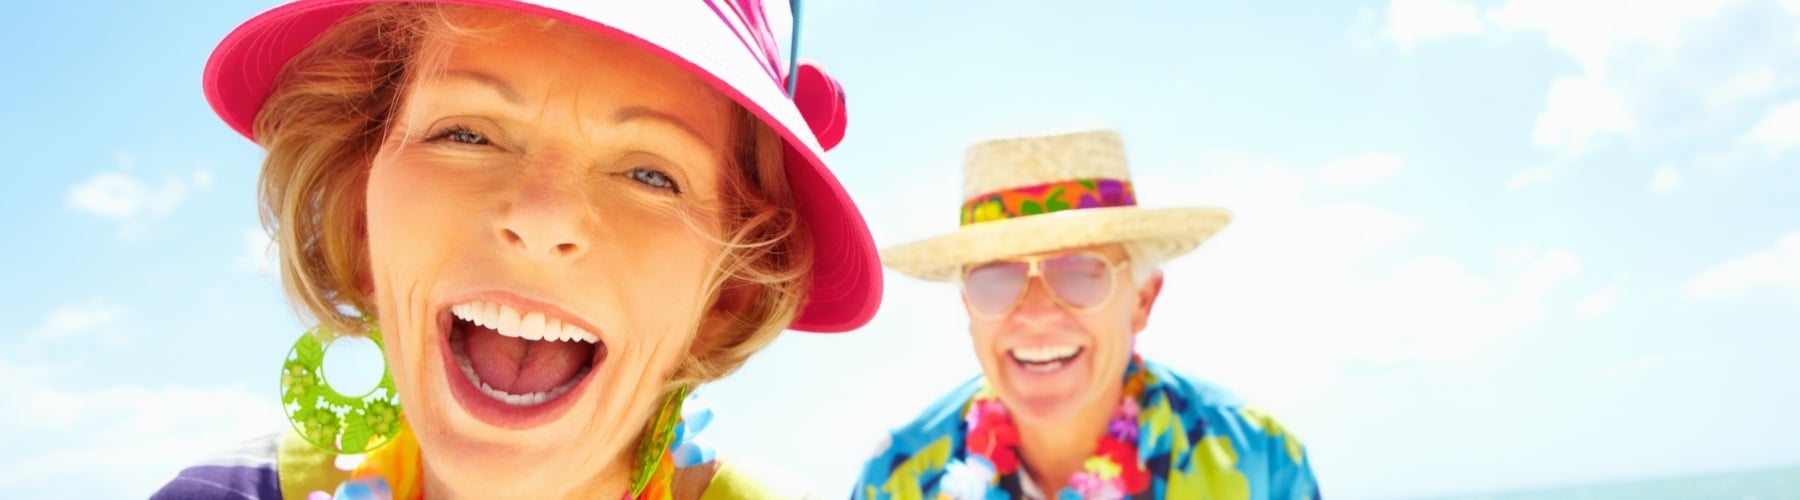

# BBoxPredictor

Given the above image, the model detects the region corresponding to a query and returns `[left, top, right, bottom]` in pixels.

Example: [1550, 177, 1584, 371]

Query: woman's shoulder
[149, 432, 285, 499]
[150, 429, 354, 500]
[681, 451, 819, 500]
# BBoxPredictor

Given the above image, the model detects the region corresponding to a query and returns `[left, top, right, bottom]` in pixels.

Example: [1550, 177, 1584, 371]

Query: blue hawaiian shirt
[852, 358, 1320, 499]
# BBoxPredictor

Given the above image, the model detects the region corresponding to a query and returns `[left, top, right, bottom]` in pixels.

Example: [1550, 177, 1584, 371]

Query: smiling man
[855, 129, 1320, 499]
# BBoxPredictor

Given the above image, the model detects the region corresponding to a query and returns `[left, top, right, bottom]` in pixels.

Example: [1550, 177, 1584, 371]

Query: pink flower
[1069, 471, 1125, 499]
[1119, 398, 1140, 420]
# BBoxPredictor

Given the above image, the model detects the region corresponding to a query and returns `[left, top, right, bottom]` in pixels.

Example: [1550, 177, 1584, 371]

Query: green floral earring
[281, 319, 404, 454]
[629, 385, 691, 498]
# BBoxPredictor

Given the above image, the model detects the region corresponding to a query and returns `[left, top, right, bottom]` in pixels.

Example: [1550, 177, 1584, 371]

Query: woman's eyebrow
[614, 105, 714, 149]
[440, 69, 522, 104]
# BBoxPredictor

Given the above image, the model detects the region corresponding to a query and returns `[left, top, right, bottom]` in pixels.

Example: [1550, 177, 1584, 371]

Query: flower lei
[949, 357, 1152, 499]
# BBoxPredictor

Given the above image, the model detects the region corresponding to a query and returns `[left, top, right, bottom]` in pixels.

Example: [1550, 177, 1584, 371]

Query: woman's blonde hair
[255, 4, 810, 389]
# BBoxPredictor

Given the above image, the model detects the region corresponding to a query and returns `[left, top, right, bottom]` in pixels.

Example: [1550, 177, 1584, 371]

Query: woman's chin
[407, 367, 636, 498]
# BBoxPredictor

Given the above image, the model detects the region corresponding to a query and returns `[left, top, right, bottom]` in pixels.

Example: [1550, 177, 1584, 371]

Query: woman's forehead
[406, 17, 734, 145]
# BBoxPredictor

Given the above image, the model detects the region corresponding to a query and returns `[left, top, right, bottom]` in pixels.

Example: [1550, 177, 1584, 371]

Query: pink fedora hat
[203, 0, 879, 332]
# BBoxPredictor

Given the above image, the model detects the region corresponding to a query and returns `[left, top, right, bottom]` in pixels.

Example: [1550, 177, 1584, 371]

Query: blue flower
[940, 455, 1001, 500]
[670, 391, 716, 468]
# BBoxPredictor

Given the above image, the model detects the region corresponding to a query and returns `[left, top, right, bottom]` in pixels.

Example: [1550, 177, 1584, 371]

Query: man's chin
[1007, 398, 1082, 425]
[995, 382, 1095, 425]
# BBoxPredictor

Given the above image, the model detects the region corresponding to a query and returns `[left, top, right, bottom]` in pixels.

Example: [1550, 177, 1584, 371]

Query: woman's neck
[1012, 383, 1124, 495]
[422, 456, 632, 499]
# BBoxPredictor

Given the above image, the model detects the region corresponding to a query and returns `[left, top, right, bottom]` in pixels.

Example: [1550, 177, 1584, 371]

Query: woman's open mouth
[438, 297, 607, 427]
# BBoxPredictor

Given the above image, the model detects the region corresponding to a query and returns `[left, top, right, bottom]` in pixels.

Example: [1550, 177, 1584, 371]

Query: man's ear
[1129, 272, 1164, 335]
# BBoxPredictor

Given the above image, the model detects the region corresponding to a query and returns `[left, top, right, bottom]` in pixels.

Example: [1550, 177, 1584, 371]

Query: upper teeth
[1010, 345, 1080, 363]
[450, 301, 599, 343]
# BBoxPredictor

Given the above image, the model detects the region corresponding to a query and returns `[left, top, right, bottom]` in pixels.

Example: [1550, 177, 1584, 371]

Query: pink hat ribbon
[703, 0, 847, 151]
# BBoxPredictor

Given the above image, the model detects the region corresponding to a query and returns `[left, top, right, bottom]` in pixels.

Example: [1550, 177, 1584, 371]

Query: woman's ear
[354, 220, 376, 297]
[357, 251, 375, 297]
[694, 281, 760, 354]
[352, 218, 378, 318]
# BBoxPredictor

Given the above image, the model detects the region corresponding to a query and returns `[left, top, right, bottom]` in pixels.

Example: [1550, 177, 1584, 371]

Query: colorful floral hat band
[959, 178, 1138, 226]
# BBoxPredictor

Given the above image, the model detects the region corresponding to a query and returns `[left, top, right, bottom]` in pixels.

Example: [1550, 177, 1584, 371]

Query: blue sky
[2, 0, 1798, 498]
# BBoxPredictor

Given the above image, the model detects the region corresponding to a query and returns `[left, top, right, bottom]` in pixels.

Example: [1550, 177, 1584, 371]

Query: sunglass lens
[1043, 254, 1114, 308]
[964, 261, 1030, 315]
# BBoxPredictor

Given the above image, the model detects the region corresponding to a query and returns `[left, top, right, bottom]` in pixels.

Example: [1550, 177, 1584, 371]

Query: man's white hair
[1121, 241, 1165, 286]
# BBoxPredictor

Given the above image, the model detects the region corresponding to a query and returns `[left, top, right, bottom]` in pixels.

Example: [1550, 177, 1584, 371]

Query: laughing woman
[152, 1, 879, 499]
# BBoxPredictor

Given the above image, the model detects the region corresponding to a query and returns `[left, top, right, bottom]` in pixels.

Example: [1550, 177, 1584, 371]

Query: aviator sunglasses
[960, 251, 1131, 318]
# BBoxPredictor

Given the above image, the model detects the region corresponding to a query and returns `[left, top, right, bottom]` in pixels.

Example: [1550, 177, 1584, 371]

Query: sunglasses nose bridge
[1025, 257, 1086, 311]
[1014, 273, 1064, 312]
[1023, 258, 1045, 279]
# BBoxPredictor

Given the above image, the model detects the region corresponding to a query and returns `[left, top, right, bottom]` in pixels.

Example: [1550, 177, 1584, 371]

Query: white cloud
[31, 299, 127, 343]
[1744, 98, 1800, 155]
[1686, 230, 1800, 302]
[1385, 0, 1487, 51]
[0, 358, 281, 498]
[65, 164, 212, 237]
[1708, 67, 1776, 107]
[1696, 96, 1800, 169]
[1349, 6, 1386, 51]
[1507, 167, 1554, 190]
[1493, 242, 1542, 266]
[1651, 163, 1682, 193]
[192, 168, 214, 189]
[66, 172, 182, 220]
[1486, 0, 1734, 73]
[1139, 151, 1422, 260]
[1596, 355, 1671, 379]
[1576, 286, 1621, 319]
[1513, 248, 1582, 299]
[1145, 226, 1585, 398]
[1400, 0, 1799, 160]
[1596, 350, 1713, 379]
[235, 227, 278, 276]
[1531, 76, 1636, 152]
[862, 168, 962, 249]
[1318, 152, 1406, 188]
[1126, 151, 1581, 404]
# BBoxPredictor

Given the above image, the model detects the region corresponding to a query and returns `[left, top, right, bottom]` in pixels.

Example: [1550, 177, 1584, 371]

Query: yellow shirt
[273, 428, 814, 499]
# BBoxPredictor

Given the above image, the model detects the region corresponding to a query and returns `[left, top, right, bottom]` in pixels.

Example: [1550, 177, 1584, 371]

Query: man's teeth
[1009, 345, 1081, 363]
[449, 301, 599, 343]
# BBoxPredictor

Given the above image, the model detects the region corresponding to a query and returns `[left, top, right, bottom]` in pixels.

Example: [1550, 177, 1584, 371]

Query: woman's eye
[425, 126, 490, 146]
[629, 167, 682, 194]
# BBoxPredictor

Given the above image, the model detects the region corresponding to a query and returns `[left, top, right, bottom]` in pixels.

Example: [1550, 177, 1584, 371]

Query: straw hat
[881, 129, 1232, 282]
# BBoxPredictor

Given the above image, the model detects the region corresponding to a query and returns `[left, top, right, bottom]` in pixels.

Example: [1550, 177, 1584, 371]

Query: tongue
[464, 322, 592, 395]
